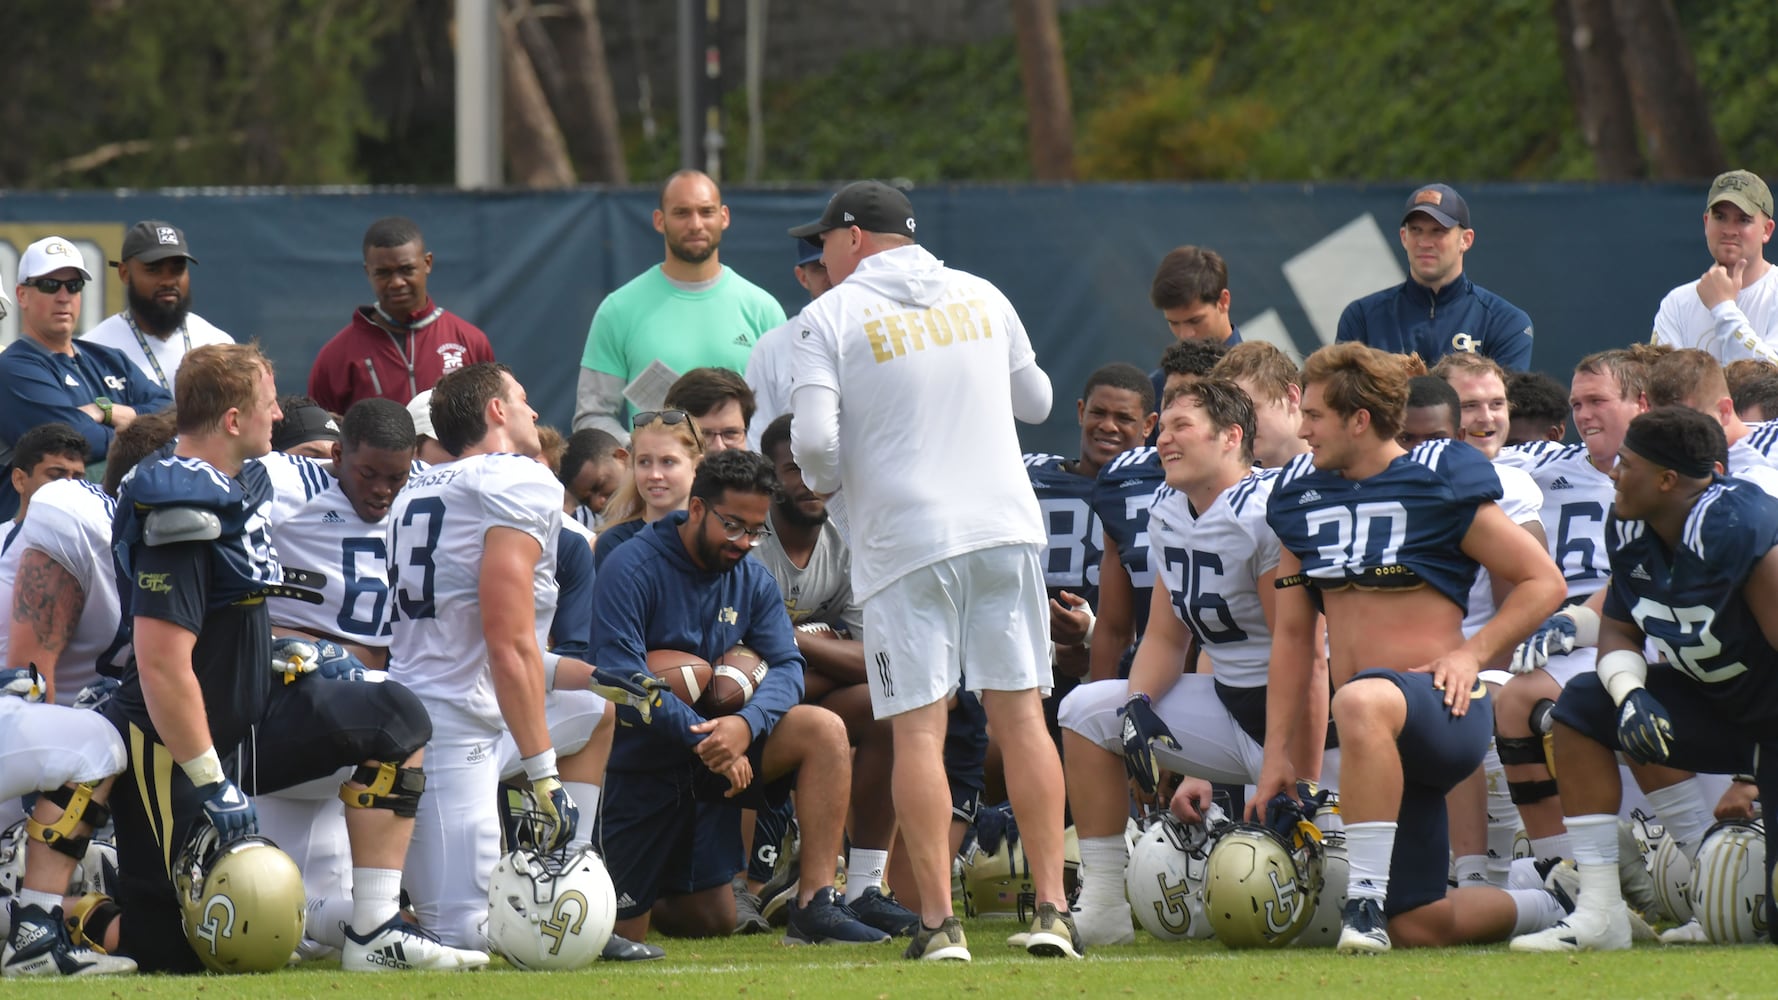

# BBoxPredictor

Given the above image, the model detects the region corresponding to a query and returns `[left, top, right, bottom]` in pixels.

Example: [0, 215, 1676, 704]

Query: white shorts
[862, 544, 1050, 718]
[1057, 676, 1265, 786]
[0, 699, 125, 800]
[495, 689, 607, 781]
[1540, 646, 1597, 689]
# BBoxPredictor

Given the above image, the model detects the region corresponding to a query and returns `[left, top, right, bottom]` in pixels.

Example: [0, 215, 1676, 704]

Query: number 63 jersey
[1603, 477, 1778, 729]
[259, 452, 392, 648]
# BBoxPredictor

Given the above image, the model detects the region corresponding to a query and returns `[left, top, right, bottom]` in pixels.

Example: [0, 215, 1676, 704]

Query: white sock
[1565, 814, 1621, 913]
[844, 849, 888, 903]
[1484, 746, 1519, 886]
[1345, 821, 1397, 903]
[1508, 887, 1566, 934]
[1529, 833, 1571, 861]
[1078, 835, 1129, 911]
[16, 887, 61, 912]
[350, 867, 403, 933]
[1644, 780, 1710, 859]
[564, 781, 601, 851]
[1453, 854, 1489, 886]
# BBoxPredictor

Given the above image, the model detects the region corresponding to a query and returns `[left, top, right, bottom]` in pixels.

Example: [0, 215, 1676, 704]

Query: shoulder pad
[144, 507, 224, 545]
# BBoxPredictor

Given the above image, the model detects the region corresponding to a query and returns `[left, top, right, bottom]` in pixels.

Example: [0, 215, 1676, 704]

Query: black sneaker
[2, 903, 135, 977]
[599, 934, 665, 961]
[904, 916, 970, 961]
[1023, 901, 1083, 959]
[1336, 897, 1391, 955]
[783, 886, 890, 945]
[849, 886, 919, 937]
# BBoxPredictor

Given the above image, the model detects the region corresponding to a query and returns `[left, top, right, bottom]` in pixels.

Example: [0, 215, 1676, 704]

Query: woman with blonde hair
[592, 410, 705, 568]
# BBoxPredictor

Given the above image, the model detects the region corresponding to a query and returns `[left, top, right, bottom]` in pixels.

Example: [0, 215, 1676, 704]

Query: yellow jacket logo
[137, 572, 173, 594]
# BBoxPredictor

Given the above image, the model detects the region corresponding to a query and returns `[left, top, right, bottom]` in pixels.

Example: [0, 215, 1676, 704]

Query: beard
[667, 231, 721, 265]
[127, 283, 192, 337]
[774, 495, 827, 529]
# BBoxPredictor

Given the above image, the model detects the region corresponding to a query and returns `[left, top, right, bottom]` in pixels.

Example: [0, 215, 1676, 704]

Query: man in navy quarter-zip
[1337, 183, 1534, 371]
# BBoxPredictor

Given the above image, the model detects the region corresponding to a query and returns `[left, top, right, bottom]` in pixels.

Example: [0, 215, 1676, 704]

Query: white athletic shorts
[0, 698, 125, 800]
[862, 543, 1050, 718]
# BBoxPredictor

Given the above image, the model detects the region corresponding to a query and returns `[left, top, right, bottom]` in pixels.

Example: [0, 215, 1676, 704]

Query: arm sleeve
[1010, 362, 1053, 424]
[734, 571, 807, 741]
[129, 541, 210, 634]
[1486, 307, 1534, 371]
[0, 360, 112, 461]
[1708, 301, 1778, 365]
[588, 558, 705, 747]
[572, 368, 630, 439]
[790, 385, 843, 495]
[1651, 292, 1684, 349]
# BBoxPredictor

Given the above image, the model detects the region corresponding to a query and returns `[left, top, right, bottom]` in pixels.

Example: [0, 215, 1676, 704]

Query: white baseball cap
[407, 389, 436, 440]
[18, 236, 95, 283]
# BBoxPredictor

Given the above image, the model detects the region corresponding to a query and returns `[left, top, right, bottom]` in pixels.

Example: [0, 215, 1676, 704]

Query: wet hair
[1160, 376, 1257, 464]
[1574, 347, 1654, 402]
[429, 362, 512, 456]
[176, 343, 273, 435]
[1645, 349, 1731, 410]
[1299, 342, 1414, 440]
[363, 216, 424, 255]
[1158, 339, 1228, 379]
[1150, 246, 1229, 311]
[340, 397, 416, 452]
[1212, 341, 1299, 404]
[12, 422, 87, 477]
[1081, 362, 1155, 413]
[690, 448, 780, 505]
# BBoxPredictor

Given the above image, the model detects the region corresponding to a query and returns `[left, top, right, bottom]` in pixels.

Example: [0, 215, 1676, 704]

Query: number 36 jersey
[260, 452, 393, 647]
[1604, 477, 1778, 729]
[385, 453, 562, 732]
[1268, 440, 1503, 610]
[1148, 470, 1281, 689]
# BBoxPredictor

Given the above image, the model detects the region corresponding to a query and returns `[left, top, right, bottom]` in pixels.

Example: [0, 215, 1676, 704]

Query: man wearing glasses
[591, 449, 887, 950]
[665, 367, 756, 455]
[0, 236, 173, 520]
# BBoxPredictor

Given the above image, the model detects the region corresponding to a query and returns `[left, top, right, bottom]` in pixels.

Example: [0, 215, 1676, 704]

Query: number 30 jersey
[1497, 441, 1613, 600]
[386, 453, 562, 733]
[260, 451, 393, 647]
[1147, 470, 1280, 689]
[1268, 440, 1503, 610]
[1604, 477, 1778, 729]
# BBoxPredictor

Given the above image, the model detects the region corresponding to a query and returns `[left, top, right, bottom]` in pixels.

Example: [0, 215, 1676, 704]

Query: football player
[559, 428, 627, 529]
[1060, 377, 1322, 946]
[1647, 348, 1778, 476]
[1503, 370, 1571, 446]
[1211, 341, 1311, 469]
[1513, 407, 1778, 951]
[1259, 342, 1569, 953]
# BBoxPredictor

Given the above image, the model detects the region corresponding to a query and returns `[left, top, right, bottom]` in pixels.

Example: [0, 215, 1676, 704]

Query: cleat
[1543, 859, 1656, 941]
[905, 916, 971, 961]
[1659, 918, 1708, 945]
[599, 933, 664, 961]
[1509, 904, 1632, 952]
[1023, 901, 1083, 958]
[1336, 898, 1391, 955]
[1071, 901, 1135, 947]
[848, 887, 919, 937]
[3, 903, 135, 977]
[733, 877, 770, 935]
[783, 886, 890, 945]
[341, 913, 489, 971]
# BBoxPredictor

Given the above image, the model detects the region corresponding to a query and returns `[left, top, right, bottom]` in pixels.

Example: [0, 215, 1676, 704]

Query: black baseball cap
[788, 181, 917, 241]
[112, 220, 199, 268]
[1401, 183, 1471, 229]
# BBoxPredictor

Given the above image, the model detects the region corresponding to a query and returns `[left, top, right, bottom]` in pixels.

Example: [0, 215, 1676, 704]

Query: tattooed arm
[8, 548, 88, 703]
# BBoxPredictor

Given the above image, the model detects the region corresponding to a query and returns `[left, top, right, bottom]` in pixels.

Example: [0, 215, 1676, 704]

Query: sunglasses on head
[632, 409, 690, 429]
[28, 277, 85, 295]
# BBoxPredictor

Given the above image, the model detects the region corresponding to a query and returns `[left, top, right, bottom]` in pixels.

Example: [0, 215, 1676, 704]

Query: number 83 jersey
[1604, 477, 1778, 729]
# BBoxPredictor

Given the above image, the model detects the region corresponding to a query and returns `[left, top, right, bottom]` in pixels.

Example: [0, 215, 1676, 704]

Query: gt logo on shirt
[863, 300, 994, 364]
[1450, 332, 1477, 353]
[137, 572, 173, 594]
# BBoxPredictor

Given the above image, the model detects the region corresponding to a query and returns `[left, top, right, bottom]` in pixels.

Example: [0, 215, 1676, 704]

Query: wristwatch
[94, 396, 114, 426]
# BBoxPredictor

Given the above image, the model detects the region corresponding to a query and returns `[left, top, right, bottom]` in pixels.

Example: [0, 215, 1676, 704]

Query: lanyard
[123, 312, 191, 390]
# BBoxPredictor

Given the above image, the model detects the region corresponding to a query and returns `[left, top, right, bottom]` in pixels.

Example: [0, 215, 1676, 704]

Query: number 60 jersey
[1603, 477, 1778, 729]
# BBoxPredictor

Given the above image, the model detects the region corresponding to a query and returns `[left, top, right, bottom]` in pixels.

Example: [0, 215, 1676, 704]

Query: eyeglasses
[632, 409, 690, 429]
[27, 277, 85, 295]
[707, 507, 773, 544]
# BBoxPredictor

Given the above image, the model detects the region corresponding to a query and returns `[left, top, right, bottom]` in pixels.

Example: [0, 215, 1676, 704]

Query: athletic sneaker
[1023, 901, 1083, 958]
[2, 903, 135, 977]
[783, 886, 891, 945]
[1508, 905, 1633, 953]
[1541, 860, 1656, 941]
[849, 887, 919, 937]
[341, 913, 489, 971]
[1071, 901, 1136, 946]
[1659, 918, 1709, 945]
[733, 877, 770, 935]
[1336, 897, 1391, 955]
[600, 933, 664, 961]
[905, 916, 971, 961]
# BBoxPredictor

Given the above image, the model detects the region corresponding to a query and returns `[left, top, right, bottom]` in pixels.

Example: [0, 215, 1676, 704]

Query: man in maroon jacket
[308, 217, 496, 412]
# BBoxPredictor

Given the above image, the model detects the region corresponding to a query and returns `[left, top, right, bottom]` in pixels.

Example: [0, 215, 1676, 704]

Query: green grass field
[10, 923, 1778, 999]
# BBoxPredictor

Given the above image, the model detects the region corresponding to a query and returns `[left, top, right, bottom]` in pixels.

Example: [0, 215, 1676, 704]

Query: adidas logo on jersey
[1549, 476, 1574, 490]
[322, 511, 345, 523]
[1630, 563, 1652, 581]
[1298, 489, 1322, 505]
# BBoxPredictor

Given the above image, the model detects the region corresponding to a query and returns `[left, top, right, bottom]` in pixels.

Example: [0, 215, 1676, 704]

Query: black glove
[1616, 688, 1675, 765]
[197, 778, 258, 845]
[1119, 694, 1181, 796]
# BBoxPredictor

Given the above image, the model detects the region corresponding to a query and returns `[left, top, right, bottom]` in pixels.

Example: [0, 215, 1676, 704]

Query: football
[645, 650, 713, 707]
[701, 643, 769, 716]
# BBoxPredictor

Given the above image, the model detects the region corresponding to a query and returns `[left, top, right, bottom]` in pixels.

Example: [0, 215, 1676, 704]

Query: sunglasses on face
[28, 277, 85, 295]
[632, 409, 690, 429]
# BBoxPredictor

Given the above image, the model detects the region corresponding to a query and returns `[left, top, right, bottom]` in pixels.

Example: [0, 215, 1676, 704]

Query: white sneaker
[1509, 905, 1633, 953]
[1659, 918, 1709, 945]
[342, 915, 489, 971]
[1071, 901, 1135, 946]
[1336, 898, 1391, 955]
[1544, 860, 1657, 941]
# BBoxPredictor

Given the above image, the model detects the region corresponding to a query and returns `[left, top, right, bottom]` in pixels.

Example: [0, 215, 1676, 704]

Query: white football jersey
[1497, 441, 1612, 599]
[1730, 422, 1778, 476]
[1651, 266, 1778, 365]
[386, 454, 561, 733]
[1462, 462, 1544, 637]
[1145, 471, 1280, 689]
[260, 451, 393, 647]
[0, 480, 120, 703]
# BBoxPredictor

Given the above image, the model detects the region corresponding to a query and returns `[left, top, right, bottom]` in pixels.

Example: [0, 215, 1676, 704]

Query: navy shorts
[598, 740, 794, 920]
[1348, 668, 1492, 916]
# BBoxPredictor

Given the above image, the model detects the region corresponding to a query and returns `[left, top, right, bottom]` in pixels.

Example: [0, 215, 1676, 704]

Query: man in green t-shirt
[573, 170, 787, 439]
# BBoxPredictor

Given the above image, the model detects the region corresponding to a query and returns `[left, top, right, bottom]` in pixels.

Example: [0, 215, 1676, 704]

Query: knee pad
[1494, 734, 1547, 768]
[1507, 779, 1560, 806]
[340, 763, 426, 818]
[26, 783, 110, 860]
[66, 892, 122, 952]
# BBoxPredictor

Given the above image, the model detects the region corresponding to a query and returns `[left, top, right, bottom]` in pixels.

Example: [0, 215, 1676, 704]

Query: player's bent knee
[1330, 675, 1404, 724]
[28, 782, 110, 859]
[340, 762, 427, 818]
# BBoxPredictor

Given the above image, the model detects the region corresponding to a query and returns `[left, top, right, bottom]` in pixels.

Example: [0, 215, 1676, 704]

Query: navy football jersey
[1603, 478, 1778, 729]
[1025, 452, 1102, 608]
[1268, 440, 1503, 609]
[1092, 446, 1165, 640]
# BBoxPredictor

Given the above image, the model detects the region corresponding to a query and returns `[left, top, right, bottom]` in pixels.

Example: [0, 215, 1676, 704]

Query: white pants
[0, 698, 125, 800]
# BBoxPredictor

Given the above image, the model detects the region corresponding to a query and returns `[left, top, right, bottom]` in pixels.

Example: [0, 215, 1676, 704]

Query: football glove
[1120, 694, 1181, 796]
[1616, 688, 1675, 765]
[529, 776, 579, 852]
[590, 667, 668, 725]
[1510, 606, 1600, 674]
[0, 664, 44, 703]
[197, 778, 258, 845]
[271, 636, 367, 683]
[72, 676, 121, 713]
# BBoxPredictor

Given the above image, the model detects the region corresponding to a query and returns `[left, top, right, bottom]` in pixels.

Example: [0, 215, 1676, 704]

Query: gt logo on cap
[44, 239, 78, 256]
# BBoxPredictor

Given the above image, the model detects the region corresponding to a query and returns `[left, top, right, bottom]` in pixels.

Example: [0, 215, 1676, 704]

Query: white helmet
[1124, 807, 1230, 941]
[1690, 819, 1768, 945]
[1292, 794, 1347, 948]
[1650, 833, 1695, 924]
[1202, 798, 1325, 949]
[487, 845, 616, 970]
[175, 828, 307, 973]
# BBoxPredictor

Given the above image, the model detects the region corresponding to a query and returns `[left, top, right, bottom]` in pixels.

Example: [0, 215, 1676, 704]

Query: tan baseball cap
[1707, 170, 1773, 218]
